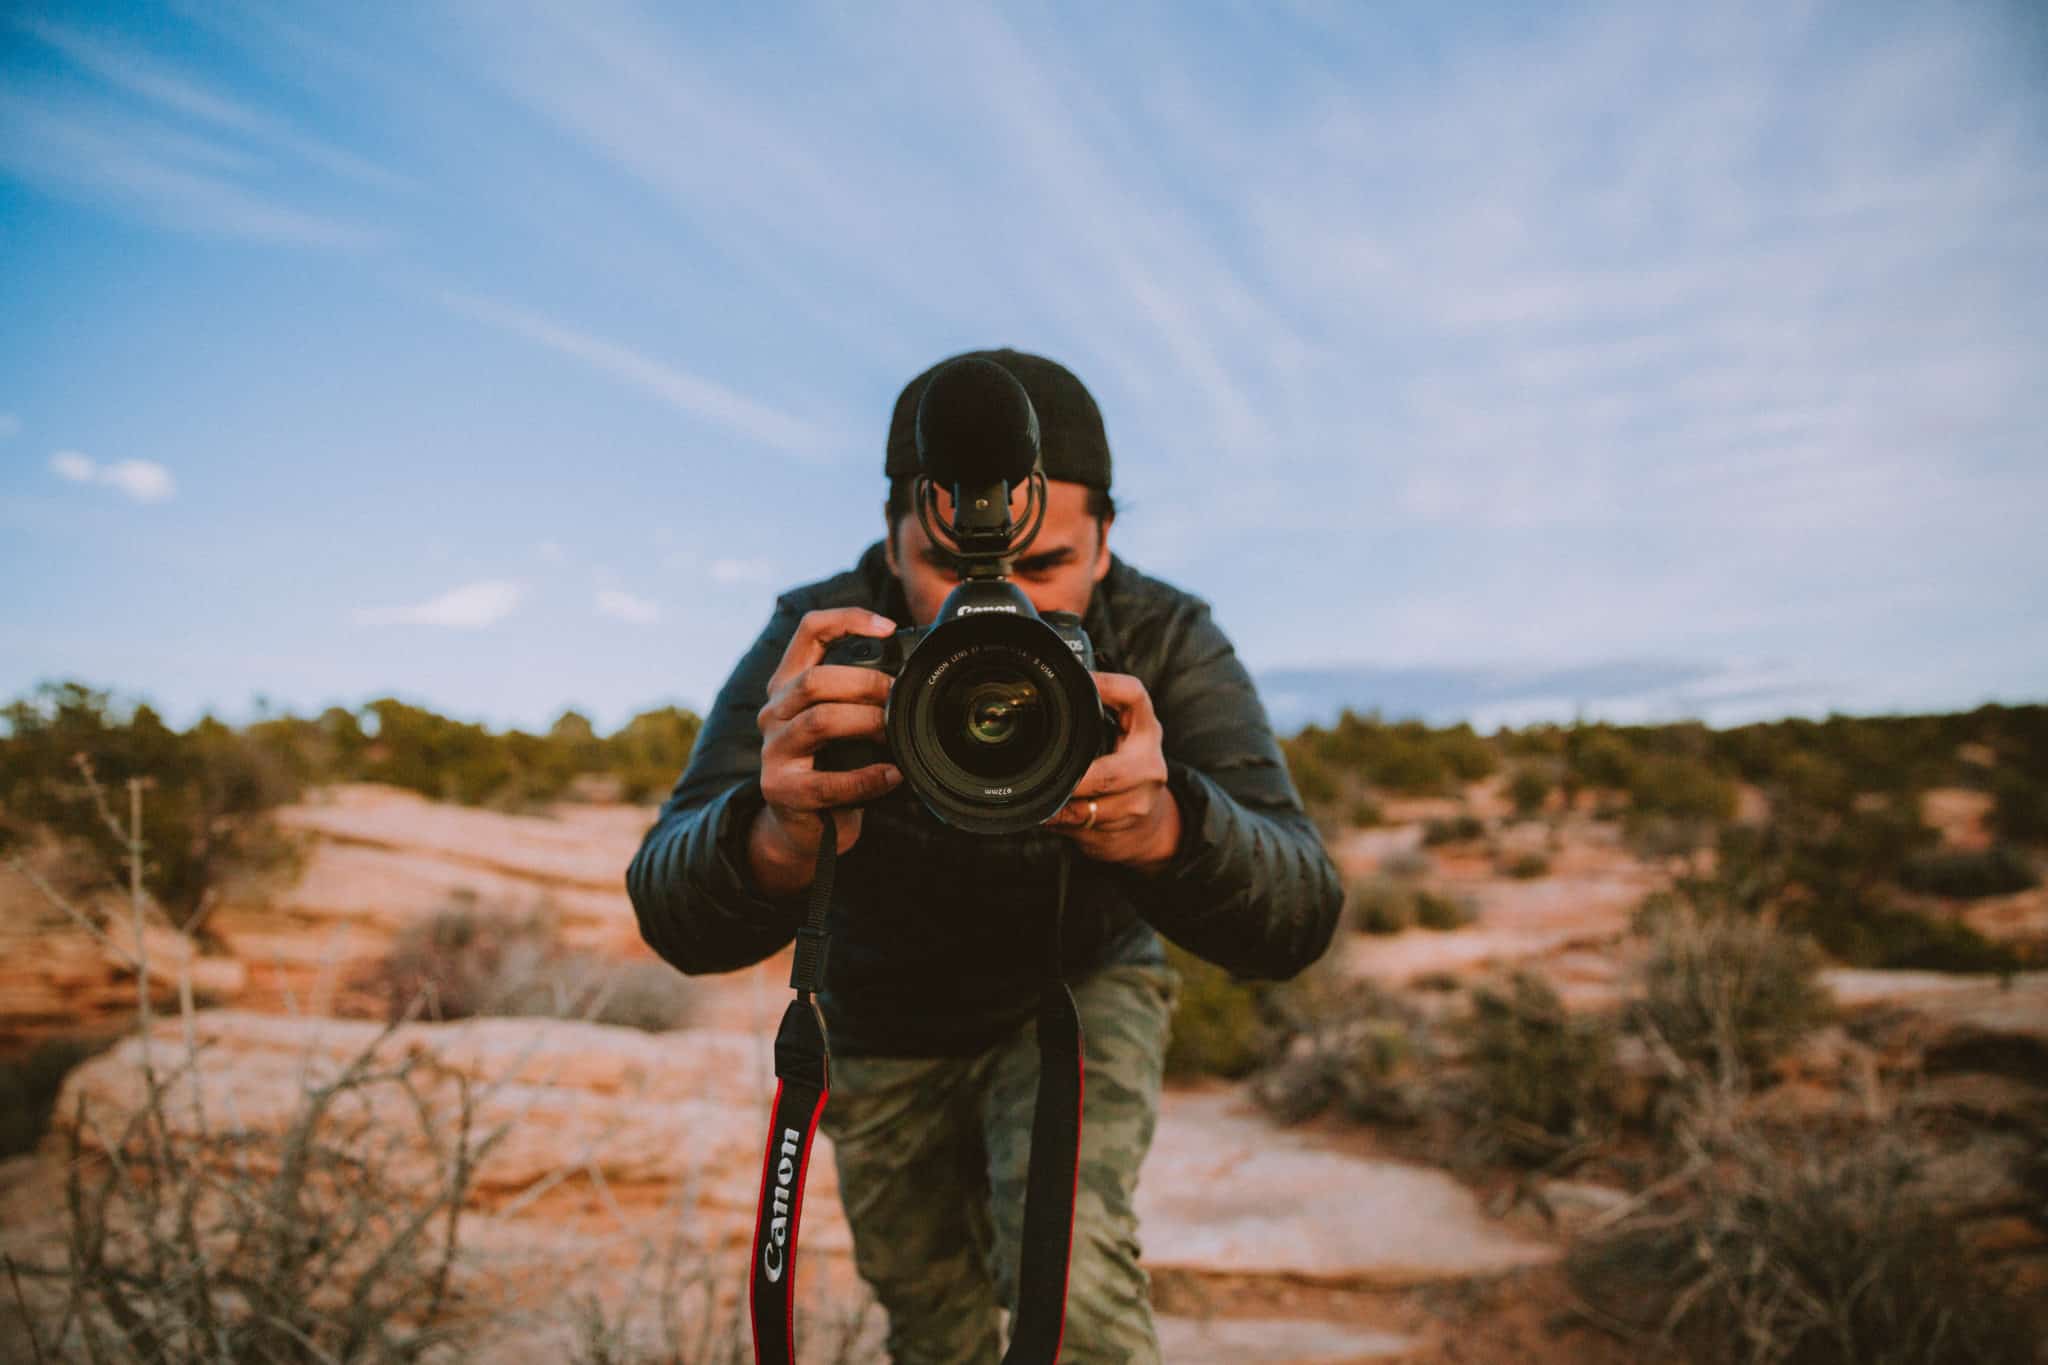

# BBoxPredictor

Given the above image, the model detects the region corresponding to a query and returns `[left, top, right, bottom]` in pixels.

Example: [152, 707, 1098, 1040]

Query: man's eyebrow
[1013, 546, 1078, 572]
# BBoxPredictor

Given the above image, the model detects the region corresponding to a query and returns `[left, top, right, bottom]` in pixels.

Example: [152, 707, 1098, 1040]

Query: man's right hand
[748, 608, 903, 895]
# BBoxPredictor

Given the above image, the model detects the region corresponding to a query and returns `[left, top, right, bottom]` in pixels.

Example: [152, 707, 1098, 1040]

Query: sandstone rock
[1155, 1314, 1420, 1363]
[1137, 1091, 1557, 1285]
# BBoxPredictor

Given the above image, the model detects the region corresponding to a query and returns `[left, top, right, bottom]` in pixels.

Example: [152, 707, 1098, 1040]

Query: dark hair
[885, 477, 1115, 535]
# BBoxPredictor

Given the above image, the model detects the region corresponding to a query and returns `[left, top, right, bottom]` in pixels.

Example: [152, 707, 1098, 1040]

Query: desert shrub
[1344, 878, 1477, 935]
[1378, 846, 1433, 880]
[25, 1021, 497, 1364]
[606, 707, 704, 805]
[1421, 813, 1485, 846]
[1508, 767, 1551, 817]
[1991, 770, 2048, 844]
[1414, 889, 1478, 930]
[1251, 974, 1435, 1126]
[1567, 726, 1637, 790]
[1347, 796, 1384, 828]
[1699, 800, 2022, 972]
[1279, 741, 1342, 808]
[1898, 844, 2038, 899]
[1462, 972, 1618, 1165]
[1568, 1124, 2041, 1365]
[375, 897, 694, 1031]
[0, 682, 301, 924]
[1623, 811, 1717, 863]
[1504, 852, 1551, 880]
[0, 1037, 113, 1159]
[1285, 711, 1496, 797]
[1816, 905, 2022, 975]
[1162, 943, 1268, 1081]
[1626, 754, 1737, 823]
[1344, 875, 1416, 935]
[1633, 904, 1829, 1085]
[0, 767, 500, 1363]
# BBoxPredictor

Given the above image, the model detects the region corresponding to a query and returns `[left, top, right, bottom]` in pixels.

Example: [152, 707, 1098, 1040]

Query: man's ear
[883, 513, 900, 577]
[1091, 514, 1114, 582]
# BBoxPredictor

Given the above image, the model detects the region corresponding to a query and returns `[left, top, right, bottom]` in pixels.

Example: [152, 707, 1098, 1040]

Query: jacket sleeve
[1124, 599, 1344, 980]
[625, 600, 809, 974]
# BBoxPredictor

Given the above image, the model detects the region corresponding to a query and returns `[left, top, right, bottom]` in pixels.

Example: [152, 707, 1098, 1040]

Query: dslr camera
[820, 357, 1116, 835]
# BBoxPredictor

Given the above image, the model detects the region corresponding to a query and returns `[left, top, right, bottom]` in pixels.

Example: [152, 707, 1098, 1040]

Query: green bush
[1162, 943, 1268, 1080]
[1508, 767, 1551, 817]
[1899, 844, 2038, 899]
[1504, 852, 1551, 880]
[1633, 904, 1829, 1083]
[1463, 971, 1618, 1164]
[1567, 727, 1637, 790]
[1627, 754, 1737, 823]
[0, 682, 302, 925]
[1414, 889, 1479, 929]
[1345, 875, 1415, 934]
[1991, 770, 2048, 844]
[1347, 796, 1384, 828]
[1421, 813, 1485, 846]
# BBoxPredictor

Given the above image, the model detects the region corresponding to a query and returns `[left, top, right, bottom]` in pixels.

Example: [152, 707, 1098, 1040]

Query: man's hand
[1044, 671, 1182, 873]
[749, 608, 903, 895]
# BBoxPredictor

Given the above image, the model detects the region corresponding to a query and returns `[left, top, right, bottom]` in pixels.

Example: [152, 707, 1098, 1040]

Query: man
[626, 348, 1342, 1363]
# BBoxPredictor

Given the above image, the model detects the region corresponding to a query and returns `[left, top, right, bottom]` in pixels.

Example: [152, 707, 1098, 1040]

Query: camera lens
[886, 608, 1106, 835]
[935, 668, 1047, 781]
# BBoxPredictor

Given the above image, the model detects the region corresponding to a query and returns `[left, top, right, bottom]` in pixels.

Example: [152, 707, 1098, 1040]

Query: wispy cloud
[709, 557, 773, 586]
[352, 581, 523, 628]
[0, 90, 387, 250]
[23, 18, 403, 190]
[442, 292, 837, 458]
[595, 588, 660, 624]
[50, 451, 176, 502]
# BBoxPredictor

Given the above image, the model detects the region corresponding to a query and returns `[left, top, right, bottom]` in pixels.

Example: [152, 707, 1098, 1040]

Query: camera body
[819, 579, 1117, 835]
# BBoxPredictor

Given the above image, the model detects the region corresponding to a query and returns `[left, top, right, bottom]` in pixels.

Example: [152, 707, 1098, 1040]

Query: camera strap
[749, 809, 1086, 1365]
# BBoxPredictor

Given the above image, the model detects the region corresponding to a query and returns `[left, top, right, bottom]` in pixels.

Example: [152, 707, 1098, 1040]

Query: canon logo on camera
[954, 603, 1019, 615]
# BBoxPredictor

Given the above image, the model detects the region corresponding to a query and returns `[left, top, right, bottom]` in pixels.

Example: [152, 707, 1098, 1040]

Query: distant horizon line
[6, 673, 2043, 743]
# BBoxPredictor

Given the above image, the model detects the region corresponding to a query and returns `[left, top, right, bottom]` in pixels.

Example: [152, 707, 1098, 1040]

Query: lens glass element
[934, 666, 1047, 781]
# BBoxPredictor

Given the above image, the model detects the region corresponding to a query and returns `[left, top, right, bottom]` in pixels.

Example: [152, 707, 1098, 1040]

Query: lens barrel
[885, 609, 1102, 835]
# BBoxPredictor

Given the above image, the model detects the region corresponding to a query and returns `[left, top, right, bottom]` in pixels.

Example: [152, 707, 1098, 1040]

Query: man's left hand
[1046, 671, 1182, 873]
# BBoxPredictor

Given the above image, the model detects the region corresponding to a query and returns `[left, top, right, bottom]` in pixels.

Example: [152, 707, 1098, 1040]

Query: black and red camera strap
[749, 809, 1085, 1364]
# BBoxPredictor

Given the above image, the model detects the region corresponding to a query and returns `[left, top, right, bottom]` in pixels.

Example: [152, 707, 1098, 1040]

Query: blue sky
[3, 0, 2044, 736]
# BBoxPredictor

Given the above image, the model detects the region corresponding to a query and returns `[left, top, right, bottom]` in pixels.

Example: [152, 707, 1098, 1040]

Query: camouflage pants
[820, 962, 1179, 1365]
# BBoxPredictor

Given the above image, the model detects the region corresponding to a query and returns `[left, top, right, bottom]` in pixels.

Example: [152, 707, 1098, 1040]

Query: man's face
[885, 479, 1112, 627]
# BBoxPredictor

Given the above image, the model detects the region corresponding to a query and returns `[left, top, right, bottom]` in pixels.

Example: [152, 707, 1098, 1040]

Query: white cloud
[352, 580, 523, 628]
[51, 451, 95, 482]
[595, 588, 660, 624]
[709, 557, 773, 586]
[49, 451, 176, 502]
[0, 414, 20, 440]
[101, 459, 177, 502]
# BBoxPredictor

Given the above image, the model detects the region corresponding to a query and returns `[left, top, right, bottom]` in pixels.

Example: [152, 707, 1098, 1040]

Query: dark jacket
[625, 542, 1342, 1057]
